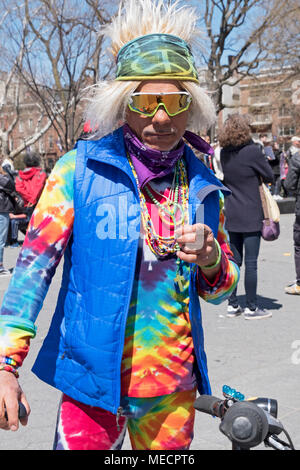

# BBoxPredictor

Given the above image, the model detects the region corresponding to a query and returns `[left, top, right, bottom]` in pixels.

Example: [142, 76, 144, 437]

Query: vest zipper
[114, 177, 140, 414]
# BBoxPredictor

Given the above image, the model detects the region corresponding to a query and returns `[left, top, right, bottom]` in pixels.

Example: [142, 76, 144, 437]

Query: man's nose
[152, 105, 171, 125]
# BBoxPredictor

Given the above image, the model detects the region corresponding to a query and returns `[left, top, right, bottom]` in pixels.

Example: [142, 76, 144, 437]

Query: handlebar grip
[18, 402, 27, 419]
[219, 401, 269, 449]
[194, 395, 224, 417]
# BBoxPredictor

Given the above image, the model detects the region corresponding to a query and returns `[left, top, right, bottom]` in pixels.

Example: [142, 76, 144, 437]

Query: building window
[252, 112, 272, 123]
[279, 105, 290, 117]
[28, 118, 33, 129]
[279, 125, 295, 136]
[249, 88, 270, 105]
[49, 135, 53, 148]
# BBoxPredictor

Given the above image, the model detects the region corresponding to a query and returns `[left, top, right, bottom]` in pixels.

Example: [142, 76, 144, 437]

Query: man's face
[293, 140, 300, 148]
[126, 80, 189, 151]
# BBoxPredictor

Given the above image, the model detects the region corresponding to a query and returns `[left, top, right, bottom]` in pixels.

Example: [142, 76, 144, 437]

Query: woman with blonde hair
[220, 114, 274, 320]
[0, 0, 239, 449]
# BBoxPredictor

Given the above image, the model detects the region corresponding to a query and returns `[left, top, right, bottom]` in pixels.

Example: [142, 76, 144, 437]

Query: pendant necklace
[127, 154, 189, 293]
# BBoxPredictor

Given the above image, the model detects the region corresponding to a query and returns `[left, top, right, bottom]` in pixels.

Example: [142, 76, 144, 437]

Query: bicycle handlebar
[193, 395, 224, 418]
[194, 386, 295, 450]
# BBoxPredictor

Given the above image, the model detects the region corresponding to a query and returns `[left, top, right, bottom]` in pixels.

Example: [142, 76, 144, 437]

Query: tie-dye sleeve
[0, 150, 76, 373]
[196, 192, 240, 304]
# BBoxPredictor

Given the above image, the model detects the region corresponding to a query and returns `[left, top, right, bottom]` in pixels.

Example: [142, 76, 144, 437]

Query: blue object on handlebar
[223, 385, 245, 401]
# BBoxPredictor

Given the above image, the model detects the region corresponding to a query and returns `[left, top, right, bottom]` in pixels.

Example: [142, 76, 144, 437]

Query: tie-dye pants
[53, 388, 196, 450]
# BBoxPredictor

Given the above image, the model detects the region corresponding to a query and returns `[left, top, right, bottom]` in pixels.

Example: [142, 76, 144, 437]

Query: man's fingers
[176, 228, 205, 251]
[178, 244, 201, 255]
[176, 250, 198, 264]
[175, 224, 197, 238]
[0, 401, 10, 430]
[175, 224, 218, 266]
[2, 397, 19, 431]
[0, 371, 29, 431]
[19, 395, 30, 426]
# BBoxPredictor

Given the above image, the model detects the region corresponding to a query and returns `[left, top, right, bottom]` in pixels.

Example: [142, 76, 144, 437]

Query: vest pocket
[59, 291, 83, 354]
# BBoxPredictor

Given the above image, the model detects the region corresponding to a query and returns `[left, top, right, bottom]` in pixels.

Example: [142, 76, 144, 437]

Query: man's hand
[175, 223, 221, 279]
[0, 371, 30, 431]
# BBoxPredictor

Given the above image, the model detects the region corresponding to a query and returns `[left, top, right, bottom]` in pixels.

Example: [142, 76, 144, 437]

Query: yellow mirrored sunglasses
[128, 92, 192, 117]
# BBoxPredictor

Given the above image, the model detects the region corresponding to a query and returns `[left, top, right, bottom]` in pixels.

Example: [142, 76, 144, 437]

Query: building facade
[0, 74, 75, 170]
[218, 68, 300, 148]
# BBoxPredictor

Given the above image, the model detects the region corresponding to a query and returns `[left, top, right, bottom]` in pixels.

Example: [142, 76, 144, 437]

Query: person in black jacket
[0, 165, 19, 275]
[220, 114, 274, 319]
[284, 136, 300, 295]
[269, 141, 283, 199]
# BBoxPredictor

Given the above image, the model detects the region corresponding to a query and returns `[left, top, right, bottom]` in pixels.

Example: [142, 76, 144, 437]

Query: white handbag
[259, 183, 280, 223]
[259, 182, 280, 241]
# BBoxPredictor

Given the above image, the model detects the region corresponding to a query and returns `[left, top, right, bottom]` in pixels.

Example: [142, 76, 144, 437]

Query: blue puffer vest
[32, 127, 230, 414]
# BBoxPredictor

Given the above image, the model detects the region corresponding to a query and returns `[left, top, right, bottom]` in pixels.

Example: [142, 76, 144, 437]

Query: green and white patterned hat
[116, 33, 199, 83]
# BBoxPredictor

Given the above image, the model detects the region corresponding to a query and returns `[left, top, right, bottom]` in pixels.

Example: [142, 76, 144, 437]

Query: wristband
[0, 356, 18, 367]
[199, 239, 221, 270]
[0, 364, 19, 378]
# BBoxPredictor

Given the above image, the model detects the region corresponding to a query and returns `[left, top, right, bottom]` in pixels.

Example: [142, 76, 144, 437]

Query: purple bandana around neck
[123, 124, 214, 188]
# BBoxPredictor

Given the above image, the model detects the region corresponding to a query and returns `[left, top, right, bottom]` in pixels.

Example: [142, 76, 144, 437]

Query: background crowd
[203, 131, 299, 202]
[0, 153, 46, 276]
[199, 123, 300, 304]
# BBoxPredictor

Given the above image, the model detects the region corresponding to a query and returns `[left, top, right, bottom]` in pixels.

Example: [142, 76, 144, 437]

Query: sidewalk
[0, 213, 299, 450]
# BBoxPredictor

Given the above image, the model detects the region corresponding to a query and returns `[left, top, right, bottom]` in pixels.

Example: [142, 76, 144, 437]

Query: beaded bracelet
[0, 356, 18, 367]
[199, 239, 222, 270]
[0, 364, 19, 378]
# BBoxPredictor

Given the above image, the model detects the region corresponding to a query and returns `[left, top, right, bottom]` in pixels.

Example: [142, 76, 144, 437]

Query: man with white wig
[0, 0, 239, 450]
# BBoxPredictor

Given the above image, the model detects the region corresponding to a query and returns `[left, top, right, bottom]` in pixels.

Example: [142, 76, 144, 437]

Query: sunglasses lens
[162, 94, 190, 115]
[130, 94, 161, 114]
[129, 93, 190, 116]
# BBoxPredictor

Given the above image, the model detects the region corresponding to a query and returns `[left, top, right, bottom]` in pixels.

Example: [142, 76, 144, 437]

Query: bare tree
[247, 0, 300, 137]
[195, 0, 295, 113]
[262, 0, 300, 77]
[0, 2, 56, 159]
[0, 0, 117, 159]
[18, 0, 117, 153]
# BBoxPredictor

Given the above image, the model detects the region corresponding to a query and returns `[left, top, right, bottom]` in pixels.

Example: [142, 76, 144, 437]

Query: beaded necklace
[128, 154, 189, 260]
[144, 169, 185, 229]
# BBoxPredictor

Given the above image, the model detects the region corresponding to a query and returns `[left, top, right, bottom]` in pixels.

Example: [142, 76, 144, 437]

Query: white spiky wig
[84, 0, 216, 138]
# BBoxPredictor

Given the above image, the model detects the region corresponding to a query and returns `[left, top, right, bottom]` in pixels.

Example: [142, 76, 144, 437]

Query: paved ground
[0, 212, 299, 451]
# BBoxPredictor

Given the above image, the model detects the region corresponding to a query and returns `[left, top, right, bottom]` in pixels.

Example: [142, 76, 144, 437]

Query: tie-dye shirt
[0, 149, 239, 397]
[121, 175, 195, 396]
[121, 175, 238, 397]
